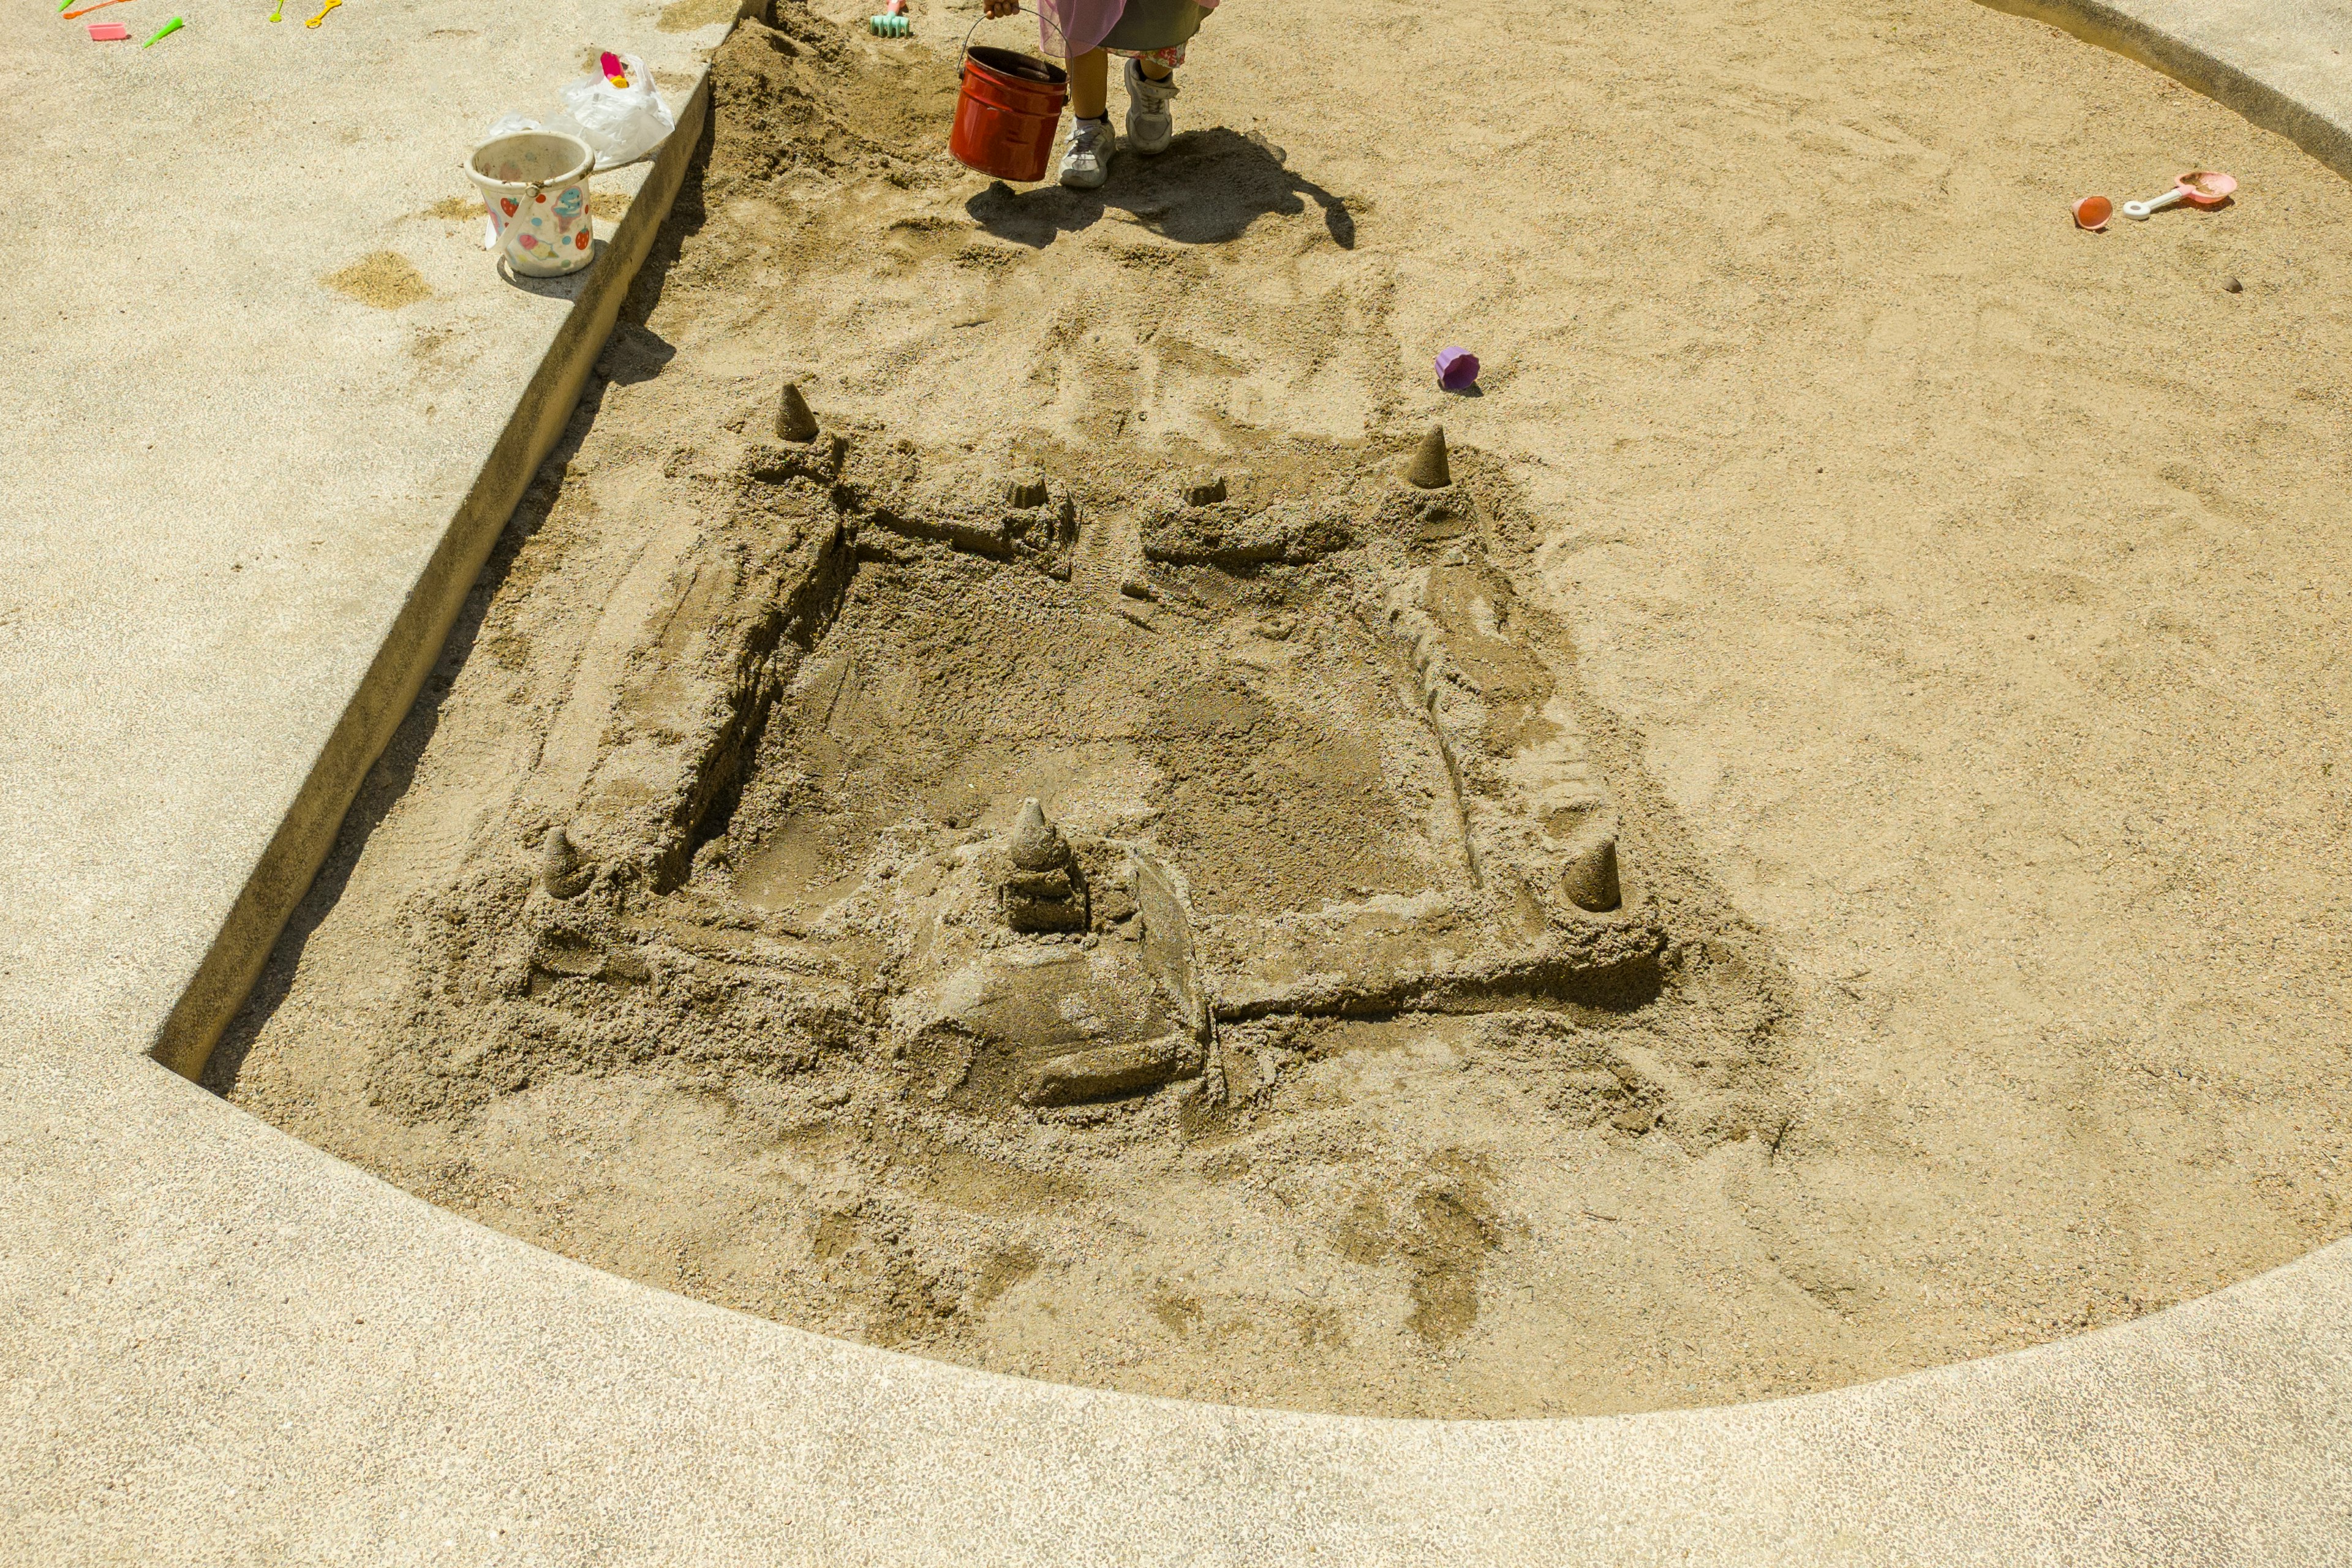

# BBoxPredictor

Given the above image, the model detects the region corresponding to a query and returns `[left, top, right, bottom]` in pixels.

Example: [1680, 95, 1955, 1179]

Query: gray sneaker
[1123, 58, 1178, 156]
[1059, 115, 1115, 189]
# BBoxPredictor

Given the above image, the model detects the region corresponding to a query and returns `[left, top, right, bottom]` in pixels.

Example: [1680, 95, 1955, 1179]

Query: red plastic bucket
[951, 32, 1068, 183]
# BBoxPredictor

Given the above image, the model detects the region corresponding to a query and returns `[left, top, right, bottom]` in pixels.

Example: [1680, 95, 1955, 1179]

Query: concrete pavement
[4, 0, 2350, 1559]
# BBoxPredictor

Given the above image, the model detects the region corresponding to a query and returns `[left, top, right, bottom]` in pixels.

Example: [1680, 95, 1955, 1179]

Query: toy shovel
[2123, 170, 2236, 220]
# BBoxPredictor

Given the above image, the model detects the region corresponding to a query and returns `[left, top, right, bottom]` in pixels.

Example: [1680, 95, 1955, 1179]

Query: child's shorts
[1100, 0, 1208, 66]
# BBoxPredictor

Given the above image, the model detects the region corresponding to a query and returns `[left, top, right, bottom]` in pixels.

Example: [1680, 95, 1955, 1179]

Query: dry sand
[216, 0, 2352, 1419]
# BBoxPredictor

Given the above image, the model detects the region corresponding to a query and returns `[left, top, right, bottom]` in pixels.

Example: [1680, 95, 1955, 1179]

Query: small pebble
[2222, 275, 2243, 293]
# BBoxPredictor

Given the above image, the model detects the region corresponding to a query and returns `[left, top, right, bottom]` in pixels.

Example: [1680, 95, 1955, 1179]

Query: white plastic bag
[559, 53, 674, 170]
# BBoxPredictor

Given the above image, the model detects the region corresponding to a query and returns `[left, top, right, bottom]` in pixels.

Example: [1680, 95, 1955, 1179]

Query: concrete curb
[1984, 0, 2352, 180]
[149, 74, 715, 1082]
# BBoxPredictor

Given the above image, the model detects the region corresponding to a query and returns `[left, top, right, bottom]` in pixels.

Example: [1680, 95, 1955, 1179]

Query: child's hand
[982, 0, 1019, 15]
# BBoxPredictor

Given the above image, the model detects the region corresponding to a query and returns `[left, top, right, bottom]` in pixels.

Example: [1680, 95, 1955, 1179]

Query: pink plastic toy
[1435, 347, 1479, 391]
[2124, 170, 2236, 221]
[86, 17, 128, 34]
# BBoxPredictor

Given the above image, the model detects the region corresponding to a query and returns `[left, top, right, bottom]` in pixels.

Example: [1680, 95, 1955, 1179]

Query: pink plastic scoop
[2124, 170, 2236, 221]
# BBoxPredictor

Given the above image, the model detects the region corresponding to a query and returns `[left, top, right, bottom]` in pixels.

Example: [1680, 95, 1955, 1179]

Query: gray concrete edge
[1981, 0, 2352, 179]
[147, 66, 716, 1082]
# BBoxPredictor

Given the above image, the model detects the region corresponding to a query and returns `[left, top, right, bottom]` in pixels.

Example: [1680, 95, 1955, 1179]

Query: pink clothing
[1111, 39, 1190, 68]
[1033, 0, 1118, 57]
[1034, 0, 1215, 60]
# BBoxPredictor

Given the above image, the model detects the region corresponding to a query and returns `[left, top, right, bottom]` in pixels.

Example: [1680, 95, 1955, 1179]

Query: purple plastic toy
[1436, 347, 1480, 391]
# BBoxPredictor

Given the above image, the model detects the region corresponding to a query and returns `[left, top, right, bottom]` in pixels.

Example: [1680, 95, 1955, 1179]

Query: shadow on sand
[966, 126, 1354, 249]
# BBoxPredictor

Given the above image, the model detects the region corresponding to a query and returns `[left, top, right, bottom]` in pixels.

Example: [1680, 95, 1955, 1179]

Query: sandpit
[213, 0, 2352, 1417]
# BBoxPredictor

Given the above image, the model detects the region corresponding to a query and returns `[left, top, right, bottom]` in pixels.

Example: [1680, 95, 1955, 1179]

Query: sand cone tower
[1000, 798, 1088, 932]
[1559, 828, 1621, 913]
[540, 825, 592, 899]
[775, 382, 819, 443]
[1403, 425, 1451, 489]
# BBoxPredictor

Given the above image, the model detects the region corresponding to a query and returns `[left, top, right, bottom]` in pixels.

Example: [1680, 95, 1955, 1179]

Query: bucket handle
[473, 171, 575, 254]
[962, 4, 1069, 62]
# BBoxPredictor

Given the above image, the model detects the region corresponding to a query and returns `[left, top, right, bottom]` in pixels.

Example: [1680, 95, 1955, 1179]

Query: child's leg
[1122, 50, 1180, 155]
[1070, 49, 1112, 120]
[1060, 50, 1117, 188]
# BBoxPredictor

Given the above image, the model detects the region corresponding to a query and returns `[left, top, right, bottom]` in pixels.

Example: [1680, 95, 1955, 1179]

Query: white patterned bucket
[466, 131, 597, 277]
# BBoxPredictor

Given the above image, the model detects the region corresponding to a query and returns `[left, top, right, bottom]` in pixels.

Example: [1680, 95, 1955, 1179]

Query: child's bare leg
[1070, 48, 1111, 120]
[1059, 50, 1117, 188]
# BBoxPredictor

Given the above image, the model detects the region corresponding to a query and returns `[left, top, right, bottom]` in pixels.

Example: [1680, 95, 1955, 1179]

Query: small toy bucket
[466, 130, 597, 277]
[950, 11, 1068, 183]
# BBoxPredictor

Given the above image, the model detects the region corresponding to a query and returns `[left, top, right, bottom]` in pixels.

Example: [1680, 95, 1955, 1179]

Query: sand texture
[217, 0, 2351, 1419]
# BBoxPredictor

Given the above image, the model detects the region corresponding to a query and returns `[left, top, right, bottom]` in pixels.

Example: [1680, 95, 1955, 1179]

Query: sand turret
[540, 825, 592, 899]
[1000, 798, 1088, 932]
[1559, 829, 1621, 913]
[1403, 425, 1452, 489]
[775, 382, 819, 443]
